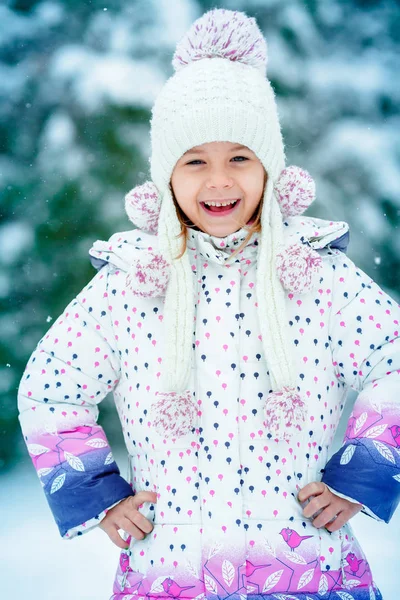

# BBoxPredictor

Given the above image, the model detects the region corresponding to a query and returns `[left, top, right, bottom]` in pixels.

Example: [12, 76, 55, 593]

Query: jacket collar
[187, 226, 260, 265]
[88, 216, 350, 272]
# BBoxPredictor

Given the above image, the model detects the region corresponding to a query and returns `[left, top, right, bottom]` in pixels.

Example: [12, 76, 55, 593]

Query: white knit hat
[125, 9, 321, 441]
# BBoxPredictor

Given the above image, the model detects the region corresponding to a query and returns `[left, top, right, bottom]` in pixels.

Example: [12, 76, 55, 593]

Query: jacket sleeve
[18, 265, 134, 539]
[321, 250, 400, 523]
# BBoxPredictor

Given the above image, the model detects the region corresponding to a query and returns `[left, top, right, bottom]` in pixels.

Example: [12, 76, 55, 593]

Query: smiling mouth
[200, 199, 241, 215]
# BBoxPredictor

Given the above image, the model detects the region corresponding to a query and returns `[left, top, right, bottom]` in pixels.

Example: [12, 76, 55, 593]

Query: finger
[130, 510, 154, 535]
[123, 496, 155, 534]
[326, 504, 362, 532]
[118, 516, 147, 541]
[325, 512, 347, 533]
[102, 524, 131, 550]
[311, 506, 339, 529]
[298, 482, 326, 503]
[302, 492, 331, 519]
[131, 491, 158, 508]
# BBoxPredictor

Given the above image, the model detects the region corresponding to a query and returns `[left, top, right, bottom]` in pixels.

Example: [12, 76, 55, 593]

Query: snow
[33, 2, 64, 26]
[0, 222, 34, 265]
[155, 0, 200, 47]
[267, 33, 304, 88]
[49, 46, 165, 112]
[314, 121, 400, 203]
[310, 55, 387, 100]
[0, 463, 120, 600]
[42, 111, 76, 148]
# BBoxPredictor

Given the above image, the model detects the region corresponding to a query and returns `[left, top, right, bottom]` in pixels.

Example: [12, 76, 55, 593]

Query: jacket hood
[89, 215, 350, 272]
[89, 229, 160, 272]
[283, 215, 350, 252]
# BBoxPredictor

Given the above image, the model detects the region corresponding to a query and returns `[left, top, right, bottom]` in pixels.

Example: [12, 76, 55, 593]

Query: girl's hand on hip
[298, 482, 362, 532]
[99, 491, 157, 549]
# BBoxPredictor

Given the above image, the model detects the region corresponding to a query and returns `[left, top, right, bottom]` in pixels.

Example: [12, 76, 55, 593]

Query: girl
[18, 8, 400, 600]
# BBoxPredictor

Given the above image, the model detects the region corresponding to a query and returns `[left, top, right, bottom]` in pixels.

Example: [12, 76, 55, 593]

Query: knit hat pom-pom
[172, 8, 267, 74]
[150, 390, 198, 438]
[264, 387, 307, 441]
[276, 243, 323, 294]
[274, 166, 316, 218]
[126, 251, 170, 298]
[125, 181, 161, 234]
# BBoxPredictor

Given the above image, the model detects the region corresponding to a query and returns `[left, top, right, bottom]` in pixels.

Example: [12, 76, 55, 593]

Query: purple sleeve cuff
[322, 439, 400, 523]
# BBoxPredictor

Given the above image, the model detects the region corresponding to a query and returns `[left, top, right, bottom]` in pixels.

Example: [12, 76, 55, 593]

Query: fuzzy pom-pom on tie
[125, 182, 161, 234]
[274, 166, 316, 218]
[264, 387, 307, 441]
[172, 8, 267, 74]
[276, 243, 323, 294]
[150, 390, 198, 438]
[126, 252, 170, 298]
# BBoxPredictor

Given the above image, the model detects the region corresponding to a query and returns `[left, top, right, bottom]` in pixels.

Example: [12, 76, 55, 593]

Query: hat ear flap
[124, 181, 162, 233]
[274, 166, 316, 218]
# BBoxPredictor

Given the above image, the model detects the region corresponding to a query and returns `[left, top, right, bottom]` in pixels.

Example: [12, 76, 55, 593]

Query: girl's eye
[186, 156, 249, 165]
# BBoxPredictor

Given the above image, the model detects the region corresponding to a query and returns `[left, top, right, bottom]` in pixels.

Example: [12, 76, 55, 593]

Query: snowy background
[1, 0, 399, 598]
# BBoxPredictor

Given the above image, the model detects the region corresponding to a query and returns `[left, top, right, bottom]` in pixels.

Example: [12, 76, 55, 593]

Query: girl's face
[170, 141, 266, 238]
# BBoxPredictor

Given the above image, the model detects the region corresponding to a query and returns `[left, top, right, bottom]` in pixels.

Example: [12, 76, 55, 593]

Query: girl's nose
[206, 170, 234, 189]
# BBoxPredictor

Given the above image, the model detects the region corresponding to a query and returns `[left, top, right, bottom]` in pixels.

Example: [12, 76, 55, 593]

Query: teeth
[204, 200, 238, 207]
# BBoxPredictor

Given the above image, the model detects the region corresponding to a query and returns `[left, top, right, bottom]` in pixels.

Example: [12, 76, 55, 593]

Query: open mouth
[200, 199, 241, 216]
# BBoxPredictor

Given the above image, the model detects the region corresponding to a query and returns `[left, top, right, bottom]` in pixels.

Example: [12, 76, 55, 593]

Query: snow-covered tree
[1, 0, 398, 470]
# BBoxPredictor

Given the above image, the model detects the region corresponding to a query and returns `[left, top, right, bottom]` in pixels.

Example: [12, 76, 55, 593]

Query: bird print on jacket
[18, 216, 400, 599]
[279, 528, 313, 551]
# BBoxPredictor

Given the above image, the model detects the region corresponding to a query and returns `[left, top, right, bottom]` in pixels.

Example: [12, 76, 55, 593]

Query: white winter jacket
[18, 216, 400, 600]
